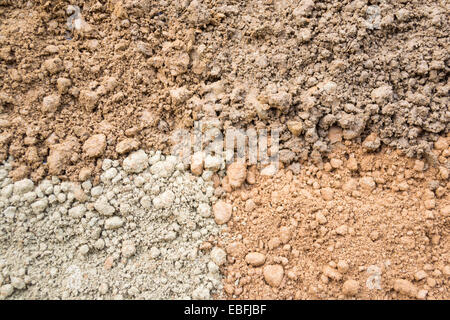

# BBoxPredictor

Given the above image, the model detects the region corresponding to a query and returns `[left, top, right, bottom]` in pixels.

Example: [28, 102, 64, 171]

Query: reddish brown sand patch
[218, 140, 449, 299]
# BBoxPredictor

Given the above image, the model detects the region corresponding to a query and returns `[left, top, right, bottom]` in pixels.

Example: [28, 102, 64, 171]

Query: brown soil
[0, 1, 197, 182]
[218, 138, 449, 300]
[0, 0, 448, 183]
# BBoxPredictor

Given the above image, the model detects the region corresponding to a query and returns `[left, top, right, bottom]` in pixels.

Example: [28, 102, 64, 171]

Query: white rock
[94, 239, 105, 250]
[121, 240, 136, 258]
[102, 159, 113, 171]
[208, 261, 219, 274]
[164, 230, 177, 241]
[105, 216, 124, 230]
[150, 160, 175, 178]
[4, 207, 16, 219]
[148, 153, 160, 165]
[94, 197, 115, 216]
[165, 156, 178, 172]
[192, 286, 210, 300]
[10, 277, 25, 290]
[0, 284, 14, 298]
[79, 245, 89, 255]
[197, 203, 211, 218]
[31, 199, 48, 214]
[261, 164, 278, 176]
[90, 186, 103, 197]
[57, 193, 66, 203]
[23, 192, 37, 202]
[119, 203, 131, 215]
[150, 247, 160, 259]
[123, 150, 149, 173]
[68, 205, 86, 218]
[140, 196, 152, 209]
[153, 190, 175, 209]
[101, 168, 118, 181]
[210, 247, 227, 266]
[13, 179, 34, 195]
[40, 180, 53, 194]
[1, 185, 13, 198]
[99, 283, 109, 295]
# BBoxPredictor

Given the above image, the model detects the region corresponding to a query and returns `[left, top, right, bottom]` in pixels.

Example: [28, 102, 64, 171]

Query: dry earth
[0, 0, 448, 300]
[218, 139, 449, 300]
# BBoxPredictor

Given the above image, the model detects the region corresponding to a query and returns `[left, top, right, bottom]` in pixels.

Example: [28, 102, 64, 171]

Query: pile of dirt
[218, 138, 449, 300]
[0, 0, 448, 183]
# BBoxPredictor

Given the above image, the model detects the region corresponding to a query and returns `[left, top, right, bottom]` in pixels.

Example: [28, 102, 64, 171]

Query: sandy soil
[218, 139, 449, 299]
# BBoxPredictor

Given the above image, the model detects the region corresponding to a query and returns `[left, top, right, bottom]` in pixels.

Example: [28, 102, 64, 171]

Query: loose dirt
[0, 0, 448, 301]
[0, 150, 224, 299]
[0, 0, 448, 182]
[219, 139, 449, 300]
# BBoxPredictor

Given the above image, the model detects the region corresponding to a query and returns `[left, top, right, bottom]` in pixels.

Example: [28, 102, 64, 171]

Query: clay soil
[218, 139, 449, 300]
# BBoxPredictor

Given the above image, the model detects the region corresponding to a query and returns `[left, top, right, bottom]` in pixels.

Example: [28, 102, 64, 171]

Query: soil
[0, 0, 448, 182]
[0, 0, 448, 301]
[219, 139, 449, 300]
[0, 151, 224, 300]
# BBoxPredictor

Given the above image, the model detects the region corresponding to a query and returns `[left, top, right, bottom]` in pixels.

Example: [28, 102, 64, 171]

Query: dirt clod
[263, 265, 284, 288]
